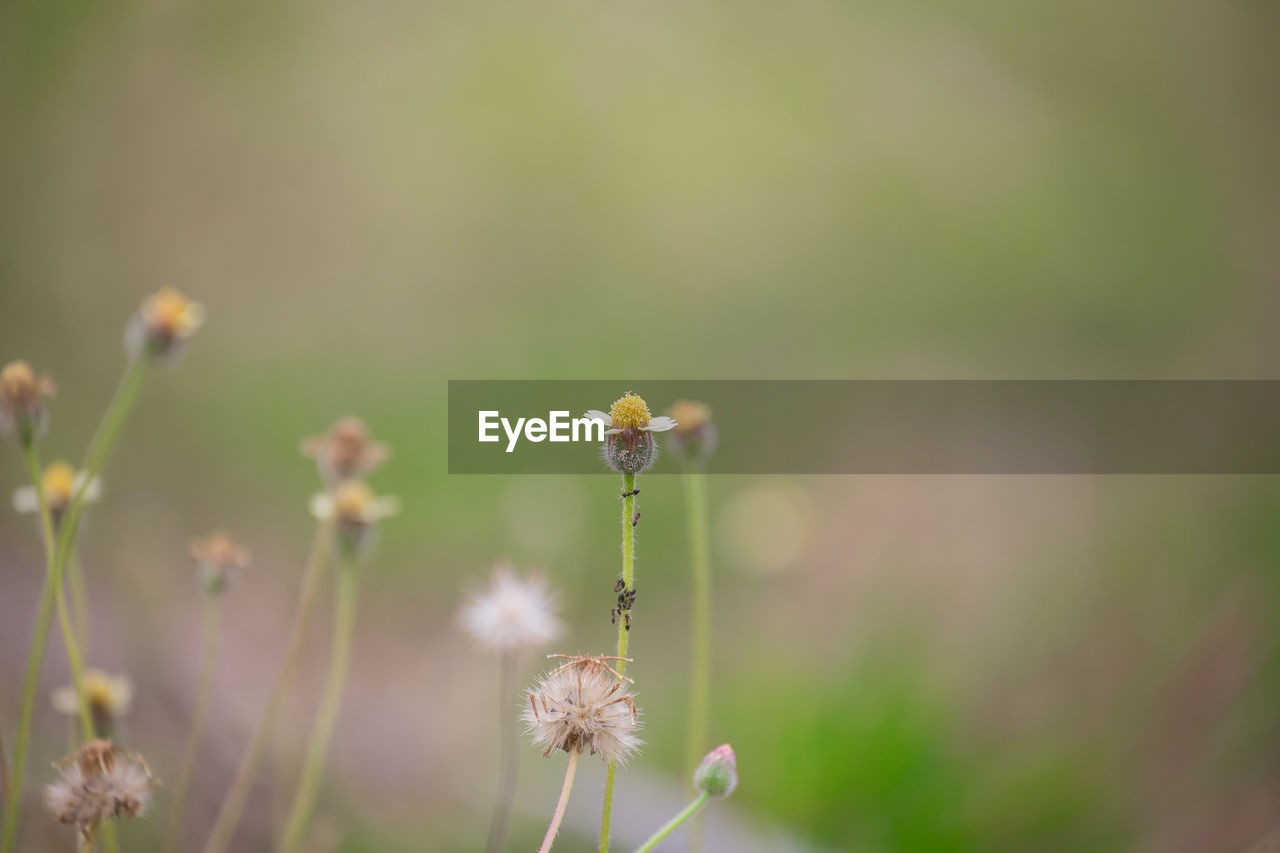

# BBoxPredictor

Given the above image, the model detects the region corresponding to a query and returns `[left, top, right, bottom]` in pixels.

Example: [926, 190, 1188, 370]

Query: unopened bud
[693, 743, 738, 799]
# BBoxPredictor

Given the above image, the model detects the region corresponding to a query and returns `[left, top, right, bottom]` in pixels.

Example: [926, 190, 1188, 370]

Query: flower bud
[190, 530, 251, 596]
[665, 400, 716, 466]
[124, 287, 204, 363]
[0, 360, 55, 445]
[693, 743, 738, 799]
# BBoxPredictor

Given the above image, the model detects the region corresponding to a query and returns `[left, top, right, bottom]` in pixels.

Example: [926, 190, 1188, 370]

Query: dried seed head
[459, 564, 562, 653]
[44, 740, 156, 829]
[12, 461, 101, 523]
[125, 288, 204, 363]
[0, 360, 55, 445]
[190, 530, 252, 595]
[665, 399, 717, 465]
[309, 480, 399, 557]
[522, 656, 642, 763]
[583, 392, 678, 475]
[300, 417, 391, 485]
[693, 743, 738, 798]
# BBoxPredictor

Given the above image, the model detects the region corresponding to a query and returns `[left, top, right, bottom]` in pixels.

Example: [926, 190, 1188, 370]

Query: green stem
[539, 749, 580, 853]
[164, 594, 223, 853]
[276, 557, 359, 853]
[682, 468, 711, 852]
[633, 792, 711, 853]
[600, 471, 636, 853]
[68, 551, 91, 650]
[483, 650, 520, 853]
[201, 517, 333, 853]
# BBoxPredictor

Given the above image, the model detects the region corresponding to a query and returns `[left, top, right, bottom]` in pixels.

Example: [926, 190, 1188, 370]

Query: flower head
[459, 564, 562, 654]
[44, 740, 156, 832]
[665, 399, 717, 465]
[693, 743, 738, 798]
[583, 392, 677, 475]
[0, 360, 56, 445]
[309, 480, 399, 556]
[12, 461, 101, 523]
[52, 670, 134, 729]
[522, 655, 642, 763]
[300, 417, 390, 485]
[125, 287, 204, 363]
[190, 530, 252, 595]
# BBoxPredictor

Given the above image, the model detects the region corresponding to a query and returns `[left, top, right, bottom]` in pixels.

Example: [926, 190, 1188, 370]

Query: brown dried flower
[0, 360, 56, 445]
[522, 655, 642, 763]
[300, 417, 390, 484]
[44, 740, 156, 832]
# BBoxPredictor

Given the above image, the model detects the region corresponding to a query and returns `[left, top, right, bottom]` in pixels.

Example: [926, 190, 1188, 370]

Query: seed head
[693, 743, 738, 798]
[44, 740, 156, 830]
[0, 360, 55, 445]
[190, 530, 252, 595]
[125, 287, 204, 363]
[300, 417, 391, 485]
[583, 392, 678, 475]
[459, 564, 562, 654]
[522, 656, 642, 763]
[12, 461, 101, 524]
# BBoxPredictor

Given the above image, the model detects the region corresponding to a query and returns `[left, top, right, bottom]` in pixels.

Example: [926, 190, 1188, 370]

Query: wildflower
[12, 461, 101, 524]
[665, 399, 717, 464]
[124, 287, 204, 362]
[190, 530, 252, 595]
[583, 392, 677, 475]
[300, 417, 390, 485]
[693, 743, 738, 798]
[459, 564, 562, 654]
[44, 740, 156, 835]
[0, 360, 55, 445]
[522, 655, 642, 763]
[52, 670, 133, 735]
[309, 480, 399, 556]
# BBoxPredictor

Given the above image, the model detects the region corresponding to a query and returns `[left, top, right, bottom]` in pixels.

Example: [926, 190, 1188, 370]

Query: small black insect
[620, 487, 640, 499]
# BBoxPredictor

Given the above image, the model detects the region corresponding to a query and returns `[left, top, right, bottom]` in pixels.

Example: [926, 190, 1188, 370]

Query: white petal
[583, 410, 610, 424]
[50, 686, 79, 715]
[308, 493, 334, 520]
[11, 486, 39, 514]
[605, 428, 623, 435]
[75, 473, 103, 503]
[642, 416, 678, 432]
[370, 496, 401, 519]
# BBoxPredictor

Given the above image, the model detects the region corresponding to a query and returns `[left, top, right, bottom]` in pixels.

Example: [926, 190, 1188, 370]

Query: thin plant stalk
[540, 749, 581, 853]
[200, 517, 334, 853]
[599, 471, 637, 853]
[68, 551, 91, 649]
[164, 594, 224, 853]
[682, 468, 711, 852]
[484, 650, 520, 853]
[79, 819, 102, 853]
[633, 792, 711, 853]
[277, 556, 359, 853]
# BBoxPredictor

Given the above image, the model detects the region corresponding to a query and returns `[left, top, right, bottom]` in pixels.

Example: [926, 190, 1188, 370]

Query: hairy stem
[164, 595, 223, 853]
[633, 792, 711, 853]
[200, 517, 333, 853]
[600, 471, 636, 853]
[540, 749, 581, 853]
[682, 468, 711, 852]
[276, 558, 359, 853]
[484, 650, 520, 853]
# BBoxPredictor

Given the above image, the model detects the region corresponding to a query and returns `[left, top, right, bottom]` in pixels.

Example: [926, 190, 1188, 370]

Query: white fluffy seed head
[459, 566, 562, 654]
[521, 658, 642, 764]
[44, 741, 155, 828]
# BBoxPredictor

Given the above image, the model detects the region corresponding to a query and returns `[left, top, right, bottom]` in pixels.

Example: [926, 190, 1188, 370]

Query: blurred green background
[1, 0, 1278, 850]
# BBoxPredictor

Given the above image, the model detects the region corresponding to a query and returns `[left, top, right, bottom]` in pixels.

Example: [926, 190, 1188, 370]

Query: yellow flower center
[41, 461, 77, 508]
[333, 481, 375, 520]
[145, 287, 200, 335]
[1, 360, 35, 398]
[609, 392, 651, 430]
[82, 672, 122, 714]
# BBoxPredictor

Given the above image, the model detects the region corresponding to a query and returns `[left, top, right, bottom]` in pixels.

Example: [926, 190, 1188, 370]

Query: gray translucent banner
[447, 381, 1280, 474]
